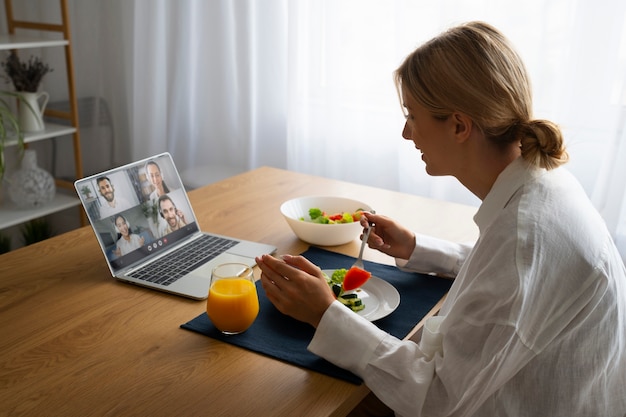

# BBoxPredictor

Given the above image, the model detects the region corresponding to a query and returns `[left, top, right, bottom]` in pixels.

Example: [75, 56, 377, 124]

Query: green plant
[1, 51, 53, 93]
[21, 218, 54, 246]
[0, 90, 25, 182]
[80, 185, 93, 199]
[0, 231, 10, 254]
[141, 200, 160, 225]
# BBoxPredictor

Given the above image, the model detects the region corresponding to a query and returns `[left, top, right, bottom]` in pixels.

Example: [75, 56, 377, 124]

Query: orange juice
[207, 278, 259, 334]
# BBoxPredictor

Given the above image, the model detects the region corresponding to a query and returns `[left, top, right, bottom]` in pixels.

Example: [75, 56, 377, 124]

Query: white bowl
[280, 196, 372, 246]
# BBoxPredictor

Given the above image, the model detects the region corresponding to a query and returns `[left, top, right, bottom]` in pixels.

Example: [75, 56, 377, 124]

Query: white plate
[323, 270, 400, 321]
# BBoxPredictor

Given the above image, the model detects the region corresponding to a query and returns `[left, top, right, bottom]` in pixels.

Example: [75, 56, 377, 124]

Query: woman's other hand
[255, 254, 335, 328]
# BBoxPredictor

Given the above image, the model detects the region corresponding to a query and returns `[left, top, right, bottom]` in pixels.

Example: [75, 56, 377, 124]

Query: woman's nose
[402, 122, 412, 140]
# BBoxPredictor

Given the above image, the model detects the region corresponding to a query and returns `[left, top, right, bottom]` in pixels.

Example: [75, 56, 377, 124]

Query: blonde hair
[395, 21, 567, 169]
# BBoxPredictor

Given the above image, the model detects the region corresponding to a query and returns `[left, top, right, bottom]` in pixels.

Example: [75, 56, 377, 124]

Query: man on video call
[158, 194, 187, 237]
[97, 176, 133, 218]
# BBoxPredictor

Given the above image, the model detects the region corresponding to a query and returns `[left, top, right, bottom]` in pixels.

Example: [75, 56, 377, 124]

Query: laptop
[74, 152, 276, 300]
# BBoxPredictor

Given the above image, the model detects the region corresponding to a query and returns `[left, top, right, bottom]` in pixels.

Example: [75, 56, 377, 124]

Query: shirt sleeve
[308, 301, 444, 416]
[396, 233, 473, 277]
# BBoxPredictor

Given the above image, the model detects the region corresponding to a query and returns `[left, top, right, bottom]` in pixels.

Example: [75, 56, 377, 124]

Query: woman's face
[401, 91, 457, 176]
[116, 217, 130, 236]
[147, 163, 163, 188]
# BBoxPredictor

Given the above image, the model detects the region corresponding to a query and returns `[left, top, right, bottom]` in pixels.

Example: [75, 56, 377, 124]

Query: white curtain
[126, 0, 289, 174]
[63, 0, 626, 261]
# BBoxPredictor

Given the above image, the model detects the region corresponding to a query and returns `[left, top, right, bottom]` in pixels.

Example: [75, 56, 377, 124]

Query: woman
[113, 214, 145, 256]
[145, 160, 171, 201]
[255, 22, 626, 416]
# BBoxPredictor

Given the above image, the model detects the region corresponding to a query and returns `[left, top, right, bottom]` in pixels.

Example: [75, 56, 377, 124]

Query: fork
[352, 211, 374, 270]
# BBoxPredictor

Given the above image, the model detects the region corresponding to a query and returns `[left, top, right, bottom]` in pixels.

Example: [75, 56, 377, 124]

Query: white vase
[8, 149, 56, 208]
[18, 91, 49, 132]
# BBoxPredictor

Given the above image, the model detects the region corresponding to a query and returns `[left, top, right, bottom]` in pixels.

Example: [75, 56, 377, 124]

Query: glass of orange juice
[207, 263, 259, 335]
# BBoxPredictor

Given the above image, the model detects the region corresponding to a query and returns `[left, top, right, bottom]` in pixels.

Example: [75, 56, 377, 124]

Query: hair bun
[520, 120, 568, 170]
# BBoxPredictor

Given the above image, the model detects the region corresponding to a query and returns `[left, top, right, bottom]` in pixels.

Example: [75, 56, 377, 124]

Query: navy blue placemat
[180, 246, 452, 384]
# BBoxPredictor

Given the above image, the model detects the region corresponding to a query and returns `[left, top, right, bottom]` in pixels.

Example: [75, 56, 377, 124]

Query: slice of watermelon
[342, 266, 372, 291]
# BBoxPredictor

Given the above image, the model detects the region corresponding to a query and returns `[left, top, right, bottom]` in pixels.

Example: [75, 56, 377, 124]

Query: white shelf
[3, 123, 77, 147]
[1, 0, 83, 233]
[0, 34, 68, 50]
[0, 189, 81, 229]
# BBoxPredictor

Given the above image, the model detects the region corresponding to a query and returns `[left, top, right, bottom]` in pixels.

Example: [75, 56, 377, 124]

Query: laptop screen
[75, 153, 199, 274]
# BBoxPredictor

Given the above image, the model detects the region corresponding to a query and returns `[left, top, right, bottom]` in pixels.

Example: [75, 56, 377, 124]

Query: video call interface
[77, 154, 197, 271]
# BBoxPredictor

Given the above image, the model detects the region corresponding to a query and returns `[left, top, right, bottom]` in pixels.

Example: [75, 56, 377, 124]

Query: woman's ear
[451, 112, 473, 143]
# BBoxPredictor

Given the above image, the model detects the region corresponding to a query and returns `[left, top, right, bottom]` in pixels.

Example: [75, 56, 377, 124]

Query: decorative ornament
[8, 149, 56, 208]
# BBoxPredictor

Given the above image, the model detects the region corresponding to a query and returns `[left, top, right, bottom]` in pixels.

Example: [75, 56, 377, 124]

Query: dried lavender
[1, 52, 53, 93]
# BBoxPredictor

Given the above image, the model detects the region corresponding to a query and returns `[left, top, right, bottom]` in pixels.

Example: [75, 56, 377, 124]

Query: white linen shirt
[308, 157, 626, 416]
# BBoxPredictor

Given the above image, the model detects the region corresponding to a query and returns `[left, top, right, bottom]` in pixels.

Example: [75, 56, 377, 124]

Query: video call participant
[97, 176, 132, 218]
[146, 160, 171, 201]
[158, 194, 187, 237]
[112, 214, 145, 256]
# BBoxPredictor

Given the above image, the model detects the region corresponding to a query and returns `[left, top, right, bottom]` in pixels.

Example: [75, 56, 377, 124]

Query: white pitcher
[18, 91, 49, 132]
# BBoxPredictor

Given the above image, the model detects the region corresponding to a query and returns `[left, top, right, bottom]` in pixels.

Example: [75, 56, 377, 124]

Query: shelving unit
[0, 0, 85, 231]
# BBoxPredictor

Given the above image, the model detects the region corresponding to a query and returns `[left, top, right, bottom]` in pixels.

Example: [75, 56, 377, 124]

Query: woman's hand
[255, 254, 335, 328]
[361, 212, 416, 260]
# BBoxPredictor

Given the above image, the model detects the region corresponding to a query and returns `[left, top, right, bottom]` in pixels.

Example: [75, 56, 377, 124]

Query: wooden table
[0, 167, 478, 417]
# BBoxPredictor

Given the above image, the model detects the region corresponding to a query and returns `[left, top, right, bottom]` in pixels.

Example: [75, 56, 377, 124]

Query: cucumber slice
[338, 297, 351, 306]
[341, 293, 358, 299]
[351, 303, 365, 312]
[332, 283, 342, 297]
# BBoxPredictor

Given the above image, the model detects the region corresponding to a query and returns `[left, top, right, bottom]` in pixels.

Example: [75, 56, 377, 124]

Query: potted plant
[1, 51, 53, 93]
[0, 52, 52, 183]
[0, 90, 24, 183]
[21, 217, 54, 246]
[0, 231, 10, 254]
[1, 51, 53, 133]
[80, 185, 93, 199]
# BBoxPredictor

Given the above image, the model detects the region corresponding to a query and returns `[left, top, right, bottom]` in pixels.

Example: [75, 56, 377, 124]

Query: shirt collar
[473, 157, 545, 234]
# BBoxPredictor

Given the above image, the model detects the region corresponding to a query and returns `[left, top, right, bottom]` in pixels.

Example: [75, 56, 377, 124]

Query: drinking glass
[206, 263, 259, 335]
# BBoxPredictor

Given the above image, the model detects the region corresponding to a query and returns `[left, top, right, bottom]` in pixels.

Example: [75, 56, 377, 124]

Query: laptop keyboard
[128, 235, 238, 286]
